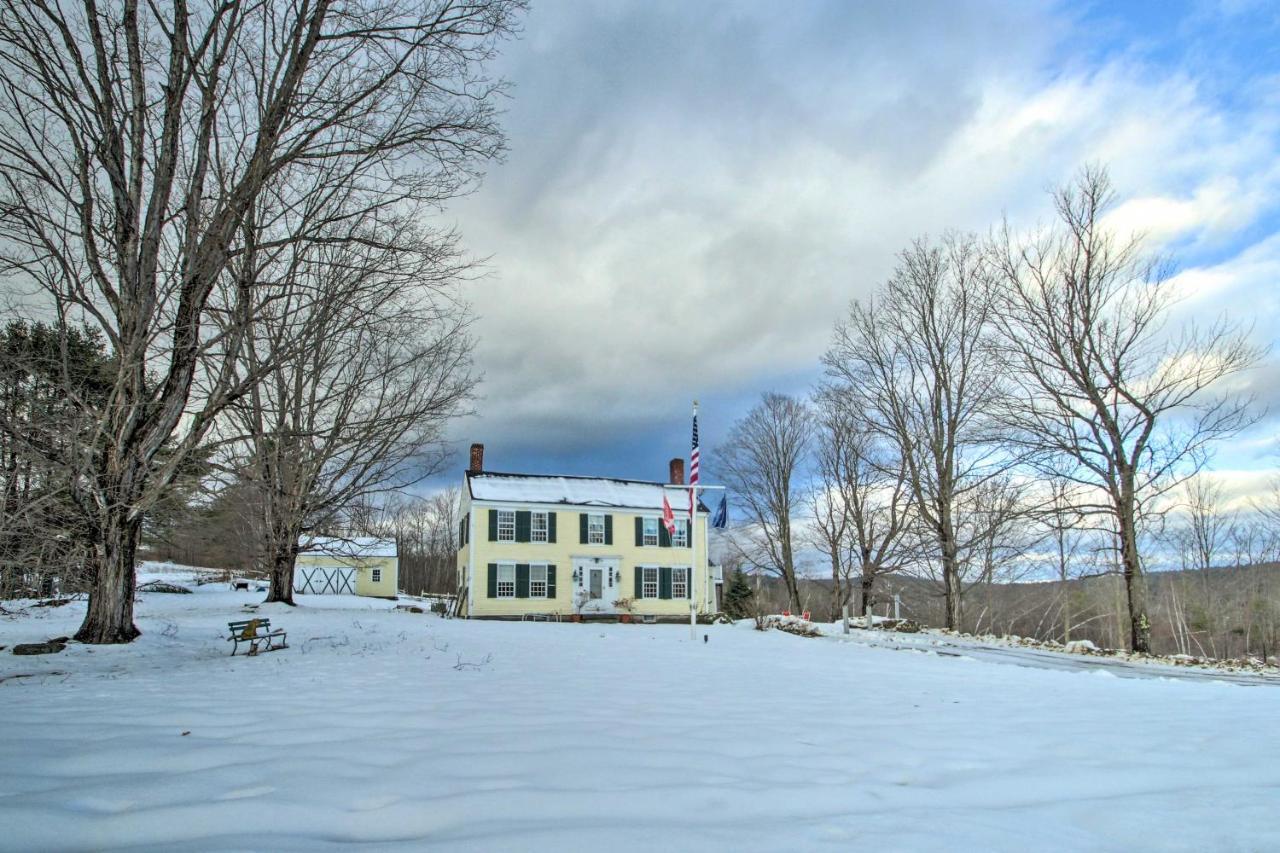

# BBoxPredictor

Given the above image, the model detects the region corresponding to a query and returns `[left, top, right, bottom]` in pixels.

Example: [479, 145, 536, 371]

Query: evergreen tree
[723, 569, 755, 619]
[0, 321, 114, 594]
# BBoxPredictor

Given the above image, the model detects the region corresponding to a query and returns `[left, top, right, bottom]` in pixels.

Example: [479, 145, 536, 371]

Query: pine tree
[723, 569, 755, 619]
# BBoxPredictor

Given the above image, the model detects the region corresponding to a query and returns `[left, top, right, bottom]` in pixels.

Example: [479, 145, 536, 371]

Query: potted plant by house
[614, 596, 636, 624]
[571, 589, 590, 622]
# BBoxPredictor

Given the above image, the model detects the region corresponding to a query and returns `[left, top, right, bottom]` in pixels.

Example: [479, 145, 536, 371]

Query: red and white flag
[661, 492, 677, 536]
[689, 406, 699, 519]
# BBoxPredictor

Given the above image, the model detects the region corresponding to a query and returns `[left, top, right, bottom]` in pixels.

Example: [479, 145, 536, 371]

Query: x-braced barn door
[294, 566, 356, 595]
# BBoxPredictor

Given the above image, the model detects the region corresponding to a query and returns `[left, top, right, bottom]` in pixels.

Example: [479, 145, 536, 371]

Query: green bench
[226, 618, 287, 656]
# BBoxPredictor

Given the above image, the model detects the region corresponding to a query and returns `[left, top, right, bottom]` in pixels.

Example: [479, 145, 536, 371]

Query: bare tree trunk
[940, 516, 962, 630]
[265, 524, 300, 605]
[75, 510, 142, 643]
[830, 557, 842, 624]
[1117, 497, 1151, 653]
[1061, 581, 1071, 644]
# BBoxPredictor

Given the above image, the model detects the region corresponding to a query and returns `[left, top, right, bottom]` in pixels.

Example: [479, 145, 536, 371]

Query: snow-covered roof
[301, 536, 397, 558]
[468, 471, 708, 512]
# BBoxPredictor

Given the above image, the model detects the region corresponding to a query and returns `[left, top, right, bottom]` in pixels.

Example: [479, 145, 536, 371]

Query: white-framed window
[672, 519, 688, 548]
[497, 510, 516, 542]
[642, 517, 659, 546]
[497, 563, 515, 598]
[531, 511, 549, 543]
[672, 567, 687, 598]
[371, 568, 382, 583]
[642, 566, 658, 599]
[588, 513, 606, 545]
[530, 564, 548, 598]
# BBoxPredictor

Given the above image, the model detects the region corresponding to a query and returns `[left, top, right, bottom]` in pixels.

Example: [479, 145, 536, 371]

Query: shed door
[295, 565, 356, 595]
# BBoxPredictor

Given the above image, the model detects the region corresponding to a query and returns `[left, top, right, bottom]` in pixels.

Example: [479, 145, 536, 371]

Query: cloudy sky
[435, 0, 1280, 502]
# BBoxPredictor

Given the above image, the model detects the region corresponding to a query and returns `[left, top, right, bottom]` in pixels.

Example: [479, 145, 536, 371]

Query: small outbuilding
[294, 536, 398, 599]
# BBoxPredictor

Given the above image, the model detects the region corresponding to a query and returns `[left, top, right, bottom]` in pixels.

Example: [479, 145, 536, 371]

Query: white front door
[574, 558, 619, 614]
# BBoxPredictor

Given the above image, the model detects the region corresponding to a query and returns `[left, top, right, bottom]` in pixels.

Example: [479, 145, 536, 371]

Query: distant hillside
[745, 562, 1280, 661]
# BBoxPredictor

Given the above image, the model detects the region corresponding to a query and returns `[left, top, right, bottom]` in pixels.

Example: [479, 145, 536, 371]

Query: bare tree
[223, 211, 475, 604]
[810, 387, 914, 620]
[823, 234, 1010, 629]
[716, 393, 812, 613]
[989, 166, 1263, 652]
[376, 487, 461, 595]
[0, 1, 522, 641]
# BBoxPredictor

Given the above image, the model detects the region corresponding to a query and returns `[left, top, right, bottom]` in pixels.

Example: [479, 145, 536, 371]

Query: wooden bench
[226, 619, 287, 656]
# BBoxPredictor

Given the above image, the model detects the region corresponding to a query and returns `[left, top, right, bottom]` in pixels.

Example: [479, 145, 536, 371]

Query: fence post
[842, 604, 850, 634]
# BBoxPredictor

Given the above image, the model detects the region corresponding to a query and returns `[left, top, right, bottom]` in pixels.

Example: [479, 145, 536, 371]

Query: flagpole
[690, 400, 698, 642]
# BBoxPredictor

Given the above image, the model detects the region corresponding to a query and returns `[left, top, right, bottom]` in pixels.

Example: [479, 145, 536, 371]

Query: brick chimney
[669, 457, 685, 485]
[469, 443, 485, 474]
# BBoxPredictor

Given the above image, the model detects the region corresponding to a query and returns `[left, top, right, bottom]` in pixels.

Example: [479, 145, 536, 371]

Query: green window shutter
[634, 516, 644, 547]
[659, 522, 671, 548]
[604, 514, 613, 545]
[516, 511, 531, 543]
[548, 513, 557, 543]
[547, 565, 557, 598]
[487, 563, 497, 598]
[516, 564, 530, 598]
[659, 566, 672, 599]
[488, 510, 498, 542]
[634, 567, 643, 599]
[579, 513, 588, 544]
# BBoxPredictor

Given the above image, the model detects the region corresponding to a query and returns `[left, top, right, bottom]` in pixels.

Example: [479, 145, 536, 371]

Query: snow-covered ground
[2, 567, 1278, 852]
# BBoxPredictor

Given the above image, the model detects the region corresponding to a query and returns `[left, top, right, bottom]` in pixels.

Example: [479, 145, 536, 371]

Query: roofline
[468, 496, 710, 514]
[462, 469, 710, 513]
[466, 469, 673, 488]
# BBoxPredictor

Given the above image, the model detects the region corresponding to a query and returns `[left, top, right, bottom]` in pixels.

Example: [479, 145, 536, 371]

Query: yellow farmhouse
[294, 536, 399, 598]
[456, 444, 721, 621]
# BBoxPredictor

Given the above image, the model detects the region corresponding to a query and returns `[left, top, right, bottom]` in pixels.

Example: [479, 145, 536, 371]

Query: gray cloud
[441, 0, 1280, 478]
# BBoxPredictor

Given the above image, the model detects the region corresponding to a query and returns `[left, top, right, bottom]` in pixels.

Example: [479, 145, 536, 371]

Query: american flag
[689, 408, 699, 518]
[689, 410, 700, 485]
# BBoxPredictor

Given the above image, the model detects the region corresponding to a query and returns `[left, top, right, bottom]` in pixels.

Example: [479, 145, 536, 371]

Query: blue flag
[712, 494, 727, 529]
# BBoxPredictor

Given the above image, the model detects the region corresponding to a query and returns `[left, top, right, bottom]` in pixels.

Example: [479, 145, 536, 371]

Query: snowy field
[2, 568, 1278, 852]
